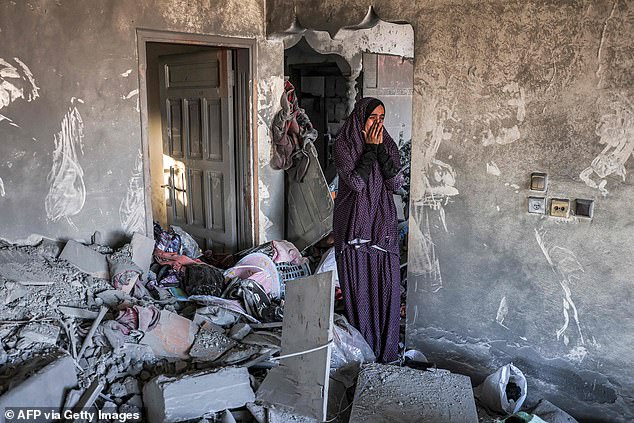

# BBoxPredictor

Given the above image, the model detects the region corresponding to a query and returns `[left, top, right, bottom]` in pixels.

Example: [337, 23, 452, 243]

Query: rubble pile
[0, 225, 372, 422]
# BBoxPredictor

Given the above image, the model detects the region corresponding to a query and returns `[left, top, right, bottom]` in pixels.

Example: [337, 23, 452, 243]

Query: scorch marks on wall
[477, 81, 527, 146]
[119, 149, 145, 235]
[409, 97, 459, 294]
[45, 104, 86, 229]
[534, 227, 586, 348]
[0, 57, 39, 112]
[579, 93, 634, 196]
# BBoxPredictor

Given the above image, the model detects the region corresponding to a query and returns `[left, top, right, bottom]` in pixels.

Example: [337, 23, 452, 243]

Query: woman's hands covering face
[362, 119, 384, 145]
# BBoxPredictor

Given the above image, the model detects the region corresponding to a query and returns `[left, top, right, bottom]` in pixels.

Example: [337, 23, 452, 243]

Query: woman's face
[364, 105, 385, 134]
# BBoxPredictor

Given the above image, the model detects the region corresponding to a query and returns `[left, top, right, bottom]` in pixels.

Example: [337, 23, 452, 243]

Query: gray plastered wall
[268, 1, 634, 421]
[0, 0, 285, 246]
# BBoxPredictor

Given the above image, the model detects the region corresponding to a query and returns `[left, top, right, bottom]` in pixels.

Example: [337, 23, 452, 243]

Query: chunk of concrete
[0, 355, 78, 417]
[229, 323, 252, 340]
[189, 325, 237, 362]
[60, 240, 109, 279]
[246, 402, 267, 423]
[131, 233, 155, 279]
[348, 364, 478, 423]
[256, 272, 335, 421]
[268, 406, 318, 423]
[18, 322, 60, 346]
[140, 310, 198, 359]
[143, 367, 255, 423]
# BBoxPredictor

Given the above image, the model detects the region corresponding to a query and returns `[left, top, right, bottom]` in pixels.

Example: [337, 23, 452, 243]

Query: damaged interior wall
[267, 1, 634, 421]
[0, 0, 284, 247]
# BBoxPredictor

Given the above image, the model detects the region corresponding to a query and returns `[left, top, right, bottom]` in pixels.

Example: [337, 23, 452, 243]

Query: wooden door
[159, 50, 237, 252]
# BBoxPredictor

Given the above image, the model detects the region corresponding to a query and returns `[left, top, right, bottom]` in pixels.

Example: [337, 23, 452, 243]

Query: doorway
[138, 31, 255, 253]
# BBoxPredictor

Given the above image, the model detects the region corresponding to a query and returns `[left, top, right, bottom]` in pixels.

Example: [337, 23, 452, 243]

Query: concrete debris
[242, 331, 282, 348]
[189, 324, 237, 361]
[1, 281, 27, 304]
[123, 376, 141, 395]
[246, 402, 267, 423]
[17, 321, 60, 347]
[59, 240, 110, 279]
[143, 367, 255, 423]
[268, 406, 319, 423]
[0, 355, 78, 414]
[229, 322, 253, 340]
[257, 272, 335, 421]
[348, 364, 478, 423]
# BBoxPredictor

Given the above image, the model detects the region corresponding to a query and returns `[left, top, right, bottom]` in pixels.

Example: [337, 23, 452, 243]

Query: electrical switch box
[550, 198, 570, 218]
[575, 199, 594, 218]
[528, 197, 546, 214]
[530, 172, 547, 191]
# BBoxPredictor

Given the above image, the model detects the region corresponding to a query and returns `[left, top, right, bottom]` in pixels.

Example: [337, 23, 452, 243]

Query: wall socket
[550, 198, 570, 218]
[528, 197, 546, 214]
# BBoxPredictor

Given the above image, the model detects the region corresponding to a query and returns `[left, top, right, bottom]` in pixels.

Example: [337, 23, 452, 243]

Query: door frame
[136, 29, 257, 248]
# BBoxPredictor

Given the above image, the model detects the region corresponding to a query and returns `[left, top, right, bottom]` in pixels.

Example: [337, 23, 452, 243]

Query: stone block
[143, 367, 254, 423]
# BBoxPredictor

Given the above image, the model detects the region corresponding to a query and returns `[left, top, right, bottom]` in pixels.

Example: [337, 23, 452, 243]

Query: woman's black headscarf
[363, 98, 385, 124]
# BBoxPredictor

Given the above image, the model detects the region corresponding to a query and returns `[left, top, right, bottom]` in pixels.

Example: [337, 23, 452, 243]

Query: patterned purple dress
[333, 98, 405, 362]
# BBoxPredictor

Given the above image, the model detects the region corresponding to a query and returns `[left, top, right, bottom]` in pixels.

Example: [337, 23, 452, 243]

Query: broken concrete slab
[348, 364, 478, 423]
[257, 272, 335, 421]
[60, 240, 109, 279]
[143, 367, 255, 423]
[140, 310, 198, 359]
[0, 355, 78, 416]
[1, 281, 27, 305]
[189, 325, 237, 361]
[17, 321, 60, 346]
[131, 233, 155, 279]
